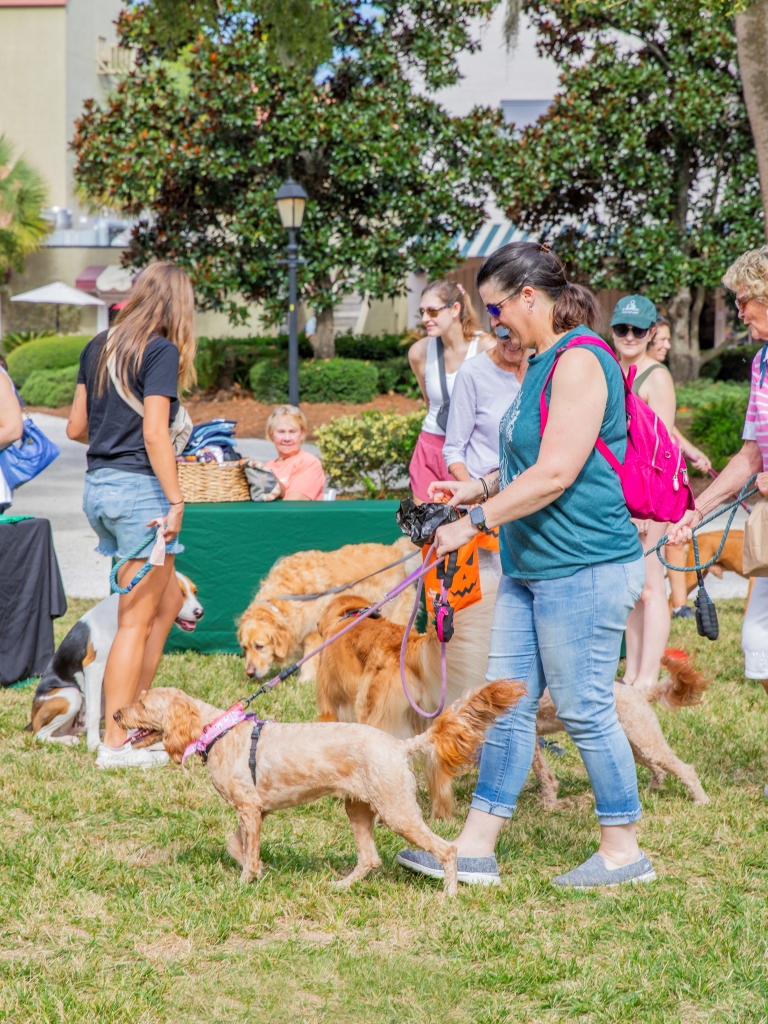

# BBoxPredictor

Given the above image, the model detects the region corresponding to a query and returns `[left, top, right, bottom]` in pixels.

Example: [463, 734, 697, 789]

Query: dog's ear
[163, 698, 203, 763]
[271, 620, 292, 661]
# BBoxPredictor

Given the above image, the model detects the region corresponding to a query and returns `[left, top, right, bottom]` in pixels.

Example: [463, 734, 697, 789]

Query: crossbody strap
[436, 337, 450, 405]
[106, 345, 145, 419]
[538, 334, 632, 475]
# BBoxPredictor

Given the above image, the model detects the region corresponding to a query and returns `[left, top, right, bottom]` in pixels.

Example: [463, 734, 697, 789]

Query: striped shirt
[742, 345, 768, 464]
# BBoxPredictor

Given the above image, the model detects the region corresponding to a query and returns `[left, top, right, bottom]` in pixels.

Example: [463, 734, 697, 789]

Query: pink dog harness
[182, 702, 266, 783]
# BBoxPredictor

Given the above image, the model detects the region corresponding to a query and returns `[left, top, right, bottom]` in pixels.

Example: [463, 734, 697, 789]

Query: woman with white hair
[670, 246, 768, 691]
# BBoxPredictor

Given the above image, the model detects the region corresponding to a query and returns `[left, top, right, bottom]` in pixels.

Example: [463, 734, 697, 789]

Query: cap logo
[622, 299, 640, 313]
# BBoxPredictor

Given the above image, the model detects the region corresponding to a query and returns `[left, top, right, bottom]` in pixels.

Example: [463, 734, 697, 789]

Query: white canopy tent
[9, 281, 105, 335]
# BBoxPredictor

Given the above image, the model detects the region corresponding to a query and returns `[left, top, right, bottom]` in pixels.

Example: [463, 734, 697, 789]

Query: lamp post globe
[274, 178, 308, 406]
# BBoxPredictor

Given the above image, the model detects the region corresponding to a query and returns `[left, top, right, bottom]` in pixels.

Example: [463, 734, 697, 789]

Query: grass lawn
[2, 599, 768, 1022]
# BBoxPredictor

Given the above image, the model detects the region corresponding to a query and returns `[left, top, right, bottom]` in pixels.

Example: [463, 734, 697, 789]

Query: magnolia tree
[73, 0, 505, 357]
[499, 0, 763, 381]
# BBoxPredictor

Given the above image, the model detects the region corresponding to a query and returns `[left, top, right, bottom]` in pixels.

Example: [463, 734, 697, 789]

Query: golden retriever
[115, 680, 524, 895]
[237, 538, 420, 683]
[317, 596, 710, 813]
[667, 529, 751, 608]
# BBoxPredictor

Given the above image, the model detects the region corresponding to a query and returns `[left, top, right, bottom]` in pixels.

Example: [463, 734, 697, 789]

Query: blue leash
[110, 531, 159, 594]
[645, 475, 758, 640]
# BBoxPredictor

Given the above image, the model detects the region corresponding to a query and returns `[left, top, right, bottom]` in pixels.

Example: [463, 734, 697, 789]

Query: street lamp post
[274, 177, 308, 406]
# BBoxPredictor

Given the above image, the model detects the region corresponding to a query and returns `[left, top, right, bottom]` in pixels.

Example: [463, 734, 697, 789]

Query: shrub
[300, 359, 379, 403]
[335, 332, 406, 361]
[7, 335, 90, 387]
[690, 395, 750, 471]
[249, 359, 290, 403]
[699, 344, 762, 382]
[249, 357, 380, 404]
[375, 356, 420, 397]
[316, 410, 425, 495]
[675, 379, 750, 412]
[20, 364, 79, 407]
[1, 329, 55, 355]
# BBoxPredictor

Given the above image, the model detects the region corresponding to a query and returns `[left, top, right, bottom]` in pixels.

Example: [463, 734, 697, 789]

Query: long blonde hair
[94, 262, 197, 397]
[421, 279, 481, 340]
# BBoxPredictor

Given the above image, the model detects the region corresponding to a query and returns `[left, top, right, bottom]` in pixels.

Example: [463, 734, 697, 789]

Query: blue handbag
[0, 416, 60, 490]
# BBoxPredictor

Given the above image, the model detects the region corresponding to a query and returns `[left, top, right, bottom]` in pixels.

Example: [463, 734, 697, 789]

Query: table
[166, 500, 403, 655]
[0, 517, 67, 685]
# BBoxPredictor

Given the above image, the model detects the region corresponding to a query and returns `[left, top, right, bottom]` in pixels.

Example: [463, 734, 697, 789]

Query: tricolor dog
[27, 572, 203, 750]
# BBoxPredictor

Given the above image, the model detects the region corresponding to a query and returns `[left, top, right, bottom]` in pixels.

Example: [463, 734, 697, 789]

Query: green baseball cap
[610, 294, 658, 329]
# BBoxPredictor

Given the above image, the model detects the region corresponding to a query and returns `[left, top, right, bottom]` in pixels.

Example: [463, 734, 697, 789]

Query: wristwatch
[469, 505, 493, 534]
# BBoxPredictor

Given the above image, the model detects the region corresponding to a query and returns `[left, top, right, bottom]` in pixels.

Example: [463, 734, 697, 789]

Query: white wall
[429, 7, 561, 117]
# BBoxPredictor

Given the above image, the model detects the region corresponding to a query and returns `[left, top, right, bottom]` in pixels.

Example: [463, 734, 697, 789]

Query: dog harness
[182, 702, 267, 784]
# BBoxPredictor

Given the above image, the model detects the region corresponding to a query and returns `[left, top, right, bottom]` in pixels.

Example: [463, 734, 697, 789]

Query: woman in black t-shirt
[67, 262, 197, 769]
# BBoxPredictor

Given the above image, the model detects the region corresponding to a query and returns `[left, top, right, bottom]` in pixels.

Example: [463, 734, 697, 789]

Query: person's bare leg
[134, 559, 182, 698]
[666, 541, 690, 611]
[452, 807, 506, 858]
[623, 600, 644, 684]
[102, 557, 176, 748]
[597, 822, 641, 869]
[627, 521, 670, 690]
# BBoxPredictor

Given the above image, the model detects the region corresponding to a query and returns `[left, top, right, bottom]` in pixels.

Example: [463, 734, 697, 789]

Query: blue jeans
[83, 467, 184, 560]
[472, 558, 646, 826]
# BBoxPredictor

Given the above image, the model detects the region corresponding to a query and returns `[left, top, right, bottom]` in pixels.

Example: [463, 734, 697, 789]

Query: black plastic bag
[396, 498, 460, 546]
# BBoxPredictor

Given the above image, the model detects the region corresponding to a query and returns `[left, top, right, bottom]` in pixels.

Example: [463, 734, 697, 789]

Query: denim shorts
[83, 467, 184, 560]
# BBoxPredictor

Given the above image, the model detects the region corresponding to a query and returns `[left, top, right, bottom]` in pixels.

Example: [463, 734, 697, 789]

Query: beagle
[27, 572, 203, 750]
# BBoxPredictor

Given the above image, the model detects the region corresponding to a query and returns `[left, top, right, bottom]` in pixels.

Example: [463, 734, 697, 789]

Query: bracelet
[169, 500, 184, 506]
[479, 477, 489, 503]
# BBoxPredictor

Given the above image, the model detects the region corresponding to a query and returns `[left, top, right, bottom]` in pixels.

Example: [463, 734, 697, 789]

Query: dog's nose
[113, 711, 121, 722]
[245, 664, 256, 678]
[194, 607, 204, 619]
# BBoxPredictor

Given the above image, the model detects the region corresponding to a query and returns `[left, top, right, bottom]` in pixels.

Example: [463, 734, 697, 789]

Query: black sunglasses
[613, 324, 650, 339]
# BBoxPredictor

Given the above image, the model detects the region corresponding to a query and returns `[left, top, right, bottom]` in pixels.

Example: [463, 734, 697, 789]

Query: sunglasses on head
[613, 324, 650, 339]
[419, 304, 451, 318]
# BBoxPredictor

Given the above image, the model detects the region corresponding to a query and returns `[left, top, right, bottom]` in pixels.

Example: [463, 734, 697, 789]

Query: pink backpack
[540, 335, 695, 523]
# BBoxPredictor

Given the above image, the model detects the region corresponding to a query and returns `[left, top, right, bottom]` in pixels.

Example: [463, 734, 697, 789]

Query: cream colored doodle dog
[115, 680, 524, 894]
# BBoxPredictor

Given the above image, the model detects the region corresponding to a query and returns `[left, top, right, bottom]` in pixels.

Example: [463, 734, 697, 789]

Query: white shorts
[742, 576, 768, 678]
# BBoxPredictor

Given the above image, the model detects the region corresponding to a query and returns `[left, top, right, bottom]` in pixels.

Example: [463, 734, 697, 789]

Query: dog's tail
[644, 650, 710, 710]
[404, 679, 525, 776]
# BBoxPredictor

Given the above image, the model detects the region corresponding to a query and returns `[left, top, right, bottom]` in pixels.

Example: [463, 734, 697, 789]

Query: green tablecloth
[167, 500, 402, 655]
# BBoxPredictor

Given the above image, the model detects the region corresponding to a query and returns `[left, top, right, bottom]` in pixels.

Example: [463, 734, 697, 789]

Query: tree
[0, 135, 51, 277]
[497, 0, 763, 381]
[73, 0, 503, 357]
[734, 2, 768, 239]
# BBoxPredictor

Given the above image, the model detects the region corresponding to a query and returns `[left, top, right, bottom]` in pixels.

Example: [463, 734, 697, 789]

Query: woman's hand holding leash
[666, 508, 703, 546]
[148, 502, 184, 543]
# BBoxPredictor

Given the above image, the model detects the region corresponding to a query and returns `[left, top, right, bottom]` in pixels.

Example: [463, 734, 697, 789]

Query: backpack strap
[538, 334, 631, 475]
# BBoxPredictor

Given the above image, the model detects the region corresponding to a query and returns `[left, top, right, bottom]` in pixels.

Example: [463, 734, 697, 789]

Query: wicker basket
[177, 459, 251, 503]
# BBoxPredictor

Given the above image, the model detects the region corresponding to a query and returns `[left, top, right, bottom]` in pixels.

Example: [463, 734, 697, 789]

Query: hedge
[19, 364, 79, 408]
[249, 358, 380, 404]
[675, 380, 750, 412]
[7, 336, 90, 387]
[335, 333, 405, 361]
[315, 410, 425, 495]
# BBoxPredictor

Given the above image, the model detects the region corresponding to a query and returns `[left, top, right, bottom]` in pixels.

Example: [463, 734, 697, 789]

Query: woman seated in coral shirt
[263, 405, 326, 501]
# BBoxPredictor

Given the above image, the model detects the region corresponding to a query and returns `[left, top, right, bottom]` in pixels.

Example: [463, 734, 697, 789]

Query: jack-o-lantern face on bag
[422, 538, 483, 614]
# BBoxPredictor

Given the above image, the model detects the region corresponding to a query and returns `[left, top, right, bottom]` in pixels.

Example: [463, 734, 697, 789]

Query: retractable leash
[646, 475, 758, 641]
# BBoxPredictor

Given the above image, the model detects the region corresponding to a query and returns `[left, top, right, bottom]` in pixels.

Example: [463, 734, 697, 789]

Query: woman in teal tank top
[395, 244, 652, 891]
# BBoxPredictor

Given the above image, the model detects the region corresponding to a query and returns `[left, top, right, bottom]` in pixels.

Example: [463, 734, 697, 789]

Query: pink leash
[180, 542, 453, 764]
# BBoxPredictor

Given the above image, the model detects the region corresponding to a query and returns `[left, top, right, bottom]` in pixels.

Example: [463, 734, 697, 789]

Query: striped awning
[455, 219, 529, 260]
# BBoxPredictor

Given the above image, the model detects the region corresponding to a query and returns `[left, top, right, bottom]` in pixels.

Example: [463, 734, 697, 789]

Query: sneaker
[552, 851, 656, 888]
[95, 741, 169, 770]
[672, 606, 695, 620]
[538, 736, 566, 757]
[395, 849, 500, 885]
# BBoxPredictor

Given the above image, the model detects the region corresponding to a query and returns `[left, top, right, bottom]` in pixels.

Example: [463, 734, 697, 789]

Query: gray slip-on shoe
[395, 849, 500, 886]
[552, 851, 656, 888]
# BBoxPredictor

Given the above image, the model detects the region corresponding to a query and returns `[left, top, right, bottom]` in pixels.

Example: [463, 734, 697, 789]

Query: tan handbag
[106, 348, 193, 456]
[742, 496, 768, 577]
